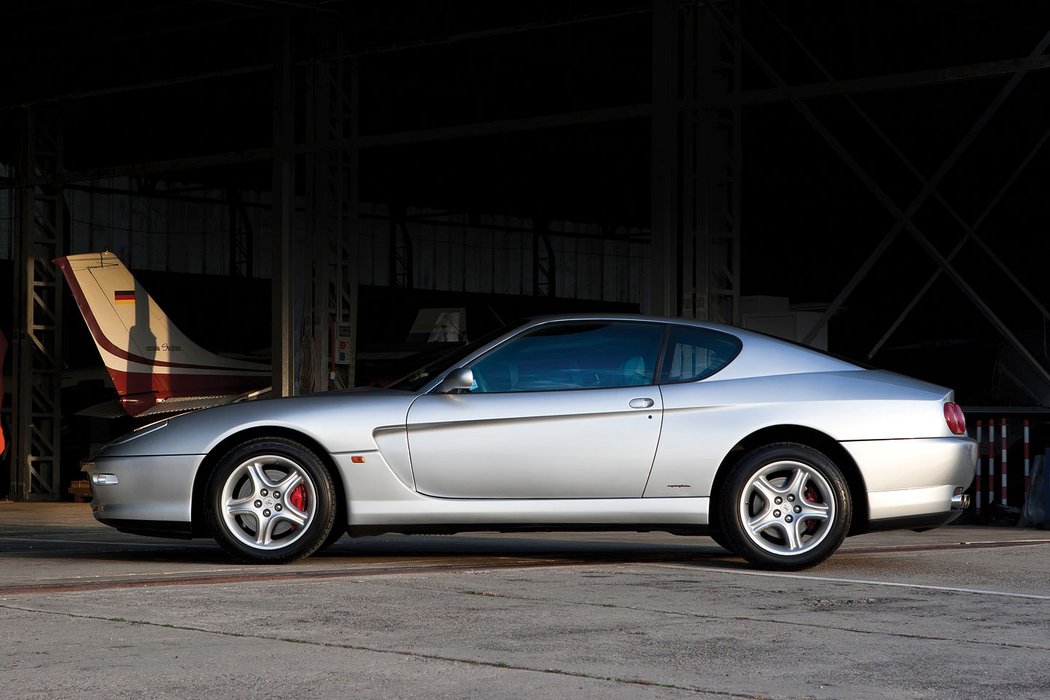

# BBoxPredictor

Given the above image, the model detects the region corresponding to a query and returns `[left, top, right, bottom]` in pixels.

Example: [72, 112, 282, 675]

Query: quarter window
[468, 322, 664, 393]
[659, 326, 742, 383]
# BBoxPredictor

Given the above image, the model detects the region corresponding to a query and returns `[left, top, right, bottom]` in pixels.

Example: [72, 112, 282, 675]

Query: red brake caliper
[289, 484, 307, 511]
[285, 484, 306, 533]
[288, 485, 307, 531]
[803, 485, 819, 533]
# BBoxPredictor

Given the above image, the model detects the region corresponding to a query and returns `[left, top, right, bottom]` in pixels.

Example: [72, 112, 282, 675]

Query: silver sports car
[83, 314, 976, 570]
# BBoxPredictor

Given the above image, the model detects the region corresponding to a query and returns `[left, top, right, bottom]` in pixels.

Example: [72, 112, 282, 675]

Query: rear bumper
[841, 436, 977, 527]
[866, 508, 965, 533]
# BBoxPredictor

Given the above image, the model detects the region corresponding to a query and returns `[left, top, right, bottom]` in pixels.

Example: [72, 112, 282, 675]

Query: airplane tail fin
[56, 252, 270, 416]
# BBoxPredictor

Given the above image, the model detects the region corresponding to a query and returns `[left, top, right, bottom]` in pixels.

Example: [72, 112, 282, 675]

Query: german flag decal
[114, 290, 136, 304]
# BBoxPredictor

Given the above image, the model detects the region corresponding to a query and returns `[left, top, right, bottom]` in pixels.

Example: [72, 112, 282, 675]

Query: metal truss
[10, 107, 64, 500]
[752, 0, 1050, 360]
[706, 1, 1050, 386]
[271, 12, 296, 398]
[651, 0, 741, 323]
[303, 19, 358, 392]
[532, 220, 556, 298]
[227, 187, 254, 277]
[387, 204, 414, 290]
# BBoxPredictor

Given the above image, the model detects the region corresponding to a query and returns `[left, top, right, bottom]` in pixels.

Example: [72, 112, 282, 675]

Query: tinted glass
[659, 326, 742, 383]
[469, 321, 664, 393]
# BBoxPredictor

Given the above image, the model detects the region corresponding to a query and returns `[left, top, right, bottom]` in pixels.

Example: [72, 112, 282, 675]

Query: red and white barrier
[1024, 419, 1031, 495]
[1001, 418, 1008, 506]
[973, 416, 1036, 517]
[975, 420, 983, 516]
[987, 421, 996, 510]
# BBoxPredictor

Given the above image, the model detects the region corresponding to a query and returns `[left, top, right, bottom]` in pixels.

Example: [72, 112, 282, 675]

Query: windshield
[388, 319, 529, 392]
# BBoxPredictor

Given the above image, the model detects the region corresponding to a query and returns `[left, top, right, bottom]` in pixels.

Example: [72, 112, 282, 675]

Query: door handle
[629, 397, 655, 409]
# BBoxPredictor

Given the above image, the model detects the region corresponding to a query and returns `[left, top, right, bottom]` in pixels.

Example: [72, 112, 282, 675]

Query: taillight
[944, 402, 967, 435]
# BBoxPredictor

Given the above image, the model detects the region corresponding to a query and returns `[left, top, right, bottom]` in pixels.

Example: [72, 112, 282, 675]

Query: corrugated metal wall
[357, 203, 648, 304]
[2, 181, 648, 306]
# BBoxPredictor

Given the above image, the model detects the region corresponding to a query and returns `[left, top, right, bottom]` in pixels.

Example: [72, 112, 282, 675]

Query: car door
[407, 320, 666, 499]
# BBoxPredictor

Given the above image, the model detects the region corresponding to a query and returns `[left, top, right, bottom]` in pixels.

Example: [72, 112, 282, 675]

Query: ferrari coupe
[82, 314, 976, 570]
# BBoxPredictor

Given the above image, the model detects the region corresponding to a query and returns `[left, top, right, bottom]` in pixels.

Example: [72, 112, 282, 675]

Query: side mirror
[436, 367, 474, 394]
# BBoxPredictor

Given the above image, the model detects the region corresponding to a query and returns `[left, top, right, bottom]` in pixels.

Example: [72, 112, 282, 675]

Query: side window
[659, 326, 742, 384]
[468, 322, 664, 393]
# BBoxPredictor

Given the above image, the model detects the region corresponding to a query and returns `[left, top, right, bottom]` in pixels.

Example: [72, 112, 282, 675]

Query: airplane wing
[131, 387, 273, 418]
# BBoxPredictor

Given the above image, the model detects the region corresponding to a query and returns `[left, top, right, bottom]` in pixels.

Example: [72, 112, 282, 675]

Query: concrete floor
[1, 502, 1049, 698]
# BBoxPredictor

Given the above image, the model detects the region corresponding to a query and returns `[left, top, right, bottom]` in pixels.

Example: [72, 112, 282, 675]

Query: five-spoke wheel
[205, 438, 336, 563]
[719, 443, 851, 570]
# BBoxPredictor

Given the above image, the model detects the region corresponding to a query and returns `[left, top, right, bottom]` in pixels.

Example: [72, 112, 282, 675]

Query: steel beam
[686, 0, 741, 323]
[303, 19, 359, 392]
[10, 107, 63, 500]
[649, 0, 741, 322]
[346, 6, 651, 58]
[649, 0, 679, 317]
[2, 64, 271, 111]
[721, 55, 1050, 107]
[359, 212, 650, 243]
[353, 104, 652, 150]
[271, 12, 296, 398]
[342, 56, 361, 389]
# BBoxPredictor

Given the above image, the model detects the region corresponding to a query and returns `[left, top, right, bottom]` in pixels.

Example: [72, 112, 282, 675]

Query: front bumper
[82, 454, 203, 525]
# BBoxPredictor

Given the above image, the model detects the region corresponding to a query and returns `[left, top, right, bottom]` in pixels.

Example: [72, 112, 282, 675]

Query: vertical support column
[341, 54, 361, 389]
[649, 0, 679, 317]
[304, 44, 330, 393]
[650, 0, 741, 322]
[304, 17, 358, 391]
[271, 10, 297, 397]
[699, 0, 742, 325]
[11, 106, 64, 500]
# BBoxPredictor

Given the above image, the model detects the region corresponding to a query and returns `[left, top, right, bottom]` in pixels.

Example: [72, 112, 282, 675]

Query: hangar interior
[2, 0, 1049, 505]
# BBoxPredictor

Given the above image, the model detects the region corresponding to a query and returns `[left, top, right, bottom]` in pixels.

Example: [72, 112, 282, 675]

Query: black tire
[316, 510, 347, 552]
[718, 443, 851, 570]
[707, 526, 736, 554]
[205, 437, 336, 564]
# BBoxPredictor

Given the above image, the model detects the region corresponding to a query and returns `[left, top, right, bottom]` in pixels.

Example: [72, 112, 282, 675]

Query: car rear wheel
[718, 443, 851, 570]
[205, 437, 336, 564]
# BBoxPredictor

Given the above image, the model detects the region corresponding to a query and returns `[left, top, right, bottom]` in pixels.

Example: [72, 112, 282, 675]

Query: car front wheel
[718, 443, 851, 570]
[205, 437, 336, 564]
